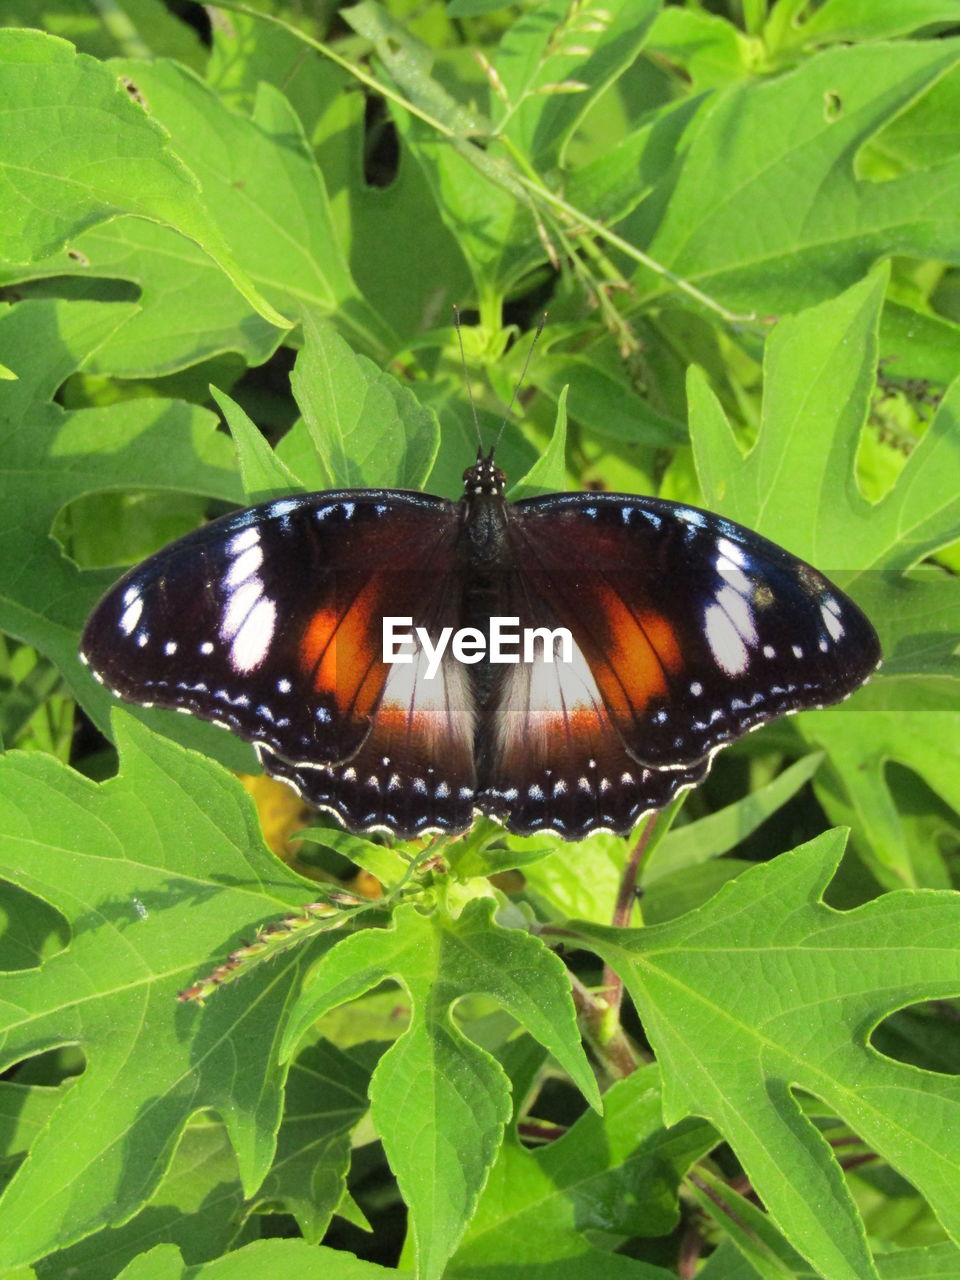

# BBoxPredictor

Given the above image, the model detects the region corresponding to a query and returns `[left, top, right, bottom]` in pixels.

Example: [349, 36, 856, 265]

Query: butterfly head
[463, 448, 506, 498]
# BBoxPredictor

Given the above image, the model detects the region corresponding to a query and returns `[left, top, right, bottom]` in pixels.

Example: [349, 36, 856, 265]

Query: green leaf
[106, 63, 393, 358]
[0, 297, 255, 770]
[295, 826, 408, 889]
[282, 899, 600, 1280]
[1, 0, 206, 66]
[447, 0, 515, 15]
[646, 8, 754, 91]
[691, 264, 960, 591]
[880, 301, 960, 385]
[290, 314, 441, 490]
[509, 384, 568, 498]
[113, 1239, 408, 1279]
[0, 58, 399, 372]
[211, 386, 304, 504]
[0, 28, 287, 329]
[450, 1065, 712, 1277]
[0, 218, 283, 380]
[492, 0, 659, 168]
[645, 753, 825, 886]
[779, 0, 960, 49]
[341, 2, 541, 305]
[627, 40, 960, 314]
[532, 350, 687, 451]
[690, 269, 960, 887]
[799, 707, 960, 891]
[876, 1243, 960, 1279]
[687, 1165, 817, 1278]
[0, 712, 330, 1269]
[36, 1116, 246, 1280]
[252, 1038, 373, 1242]
[574, 830, 960, 1280]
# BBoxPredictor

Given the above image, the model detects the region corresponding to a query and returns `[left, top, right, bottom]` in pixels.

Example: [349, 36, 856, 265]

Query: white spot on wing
[821, 603, 844, 640]
[717, 585, 757, 646]
[716, 557, 753, 596]
[221, 579, 262, 640]
[119, 595, 143, 635]
[226, 543, 263, 586]
[704, 604, 749, 676]
[717, 537, 745, 567]
[229, 527, 259, 555]
[230, 597, 276, 673]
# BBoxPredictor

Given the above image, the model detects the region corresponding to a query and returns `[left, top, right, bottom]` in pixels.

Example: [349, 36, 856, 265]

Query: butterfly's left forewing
[81, 491, 477, 835]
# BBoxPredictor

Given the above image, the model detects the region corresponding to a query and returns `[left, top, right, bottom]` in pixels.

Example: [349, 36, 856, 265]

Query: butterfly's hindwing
[257, 580, 477, 837]
[476, 594, 710, 836]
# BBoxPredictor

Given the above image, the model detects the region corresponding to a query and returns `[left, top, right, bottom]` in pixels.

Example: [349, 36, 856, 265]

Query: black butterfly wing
[504, 493, 880, 771]
[81, 491, 477, 836]
[259, 559, 478, 838]
[475, 568, 709, 837]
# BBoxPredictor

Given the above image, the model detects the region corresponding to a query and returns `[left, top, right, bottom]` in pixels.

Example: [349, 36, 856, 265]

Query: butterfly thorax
[459, 451, 510, 568]
[459, 452, 514, 705]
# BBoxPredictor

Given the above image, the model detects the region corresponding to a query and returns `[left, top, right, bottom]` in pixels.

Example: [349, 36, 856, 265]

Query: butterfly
[80, 450, 881, 841]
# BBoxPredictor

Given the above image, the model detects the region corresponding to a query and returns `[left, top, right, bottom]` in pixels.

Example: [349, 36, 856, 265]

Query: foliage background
[0, 1, 959, 1278]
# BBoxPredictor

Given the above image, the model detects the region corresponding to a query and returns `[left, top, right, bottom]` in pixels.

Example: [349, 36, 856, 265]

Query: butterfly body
[81, 453, 881, 840]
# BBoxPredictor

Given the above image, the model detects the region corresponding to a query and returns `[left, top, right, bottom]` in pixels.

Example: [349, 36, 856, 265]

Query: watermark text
[383, 617, 573, 679]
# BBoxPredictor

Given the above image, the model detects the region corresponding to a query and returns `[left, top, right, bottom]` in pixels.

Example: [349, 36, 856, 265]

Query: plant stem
[601, 807, 673, 1016]
[567, 969, 640, 1080]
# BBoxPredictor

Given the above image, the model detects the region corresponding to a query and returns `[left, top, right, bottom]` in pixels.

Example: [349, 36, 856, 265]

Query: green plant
[1, 3, 959, 1279]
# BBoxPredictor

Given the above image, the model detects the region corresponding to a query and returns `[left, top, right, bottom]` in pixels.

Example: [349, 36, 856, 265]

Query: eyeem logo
[383, 617, 573, 680]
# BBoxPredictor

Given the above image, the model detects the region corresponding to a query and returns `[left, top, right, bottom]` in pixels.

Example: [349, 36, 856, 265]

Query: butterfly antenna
[453, 305, 484, 455]
[491, 311, 547, 456]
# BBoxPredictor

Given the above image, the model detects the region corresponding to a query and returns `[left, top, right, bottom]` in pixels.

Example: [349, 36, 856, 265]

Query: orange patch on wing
[372, 701, 413, 735]
[568, 704, 605, 733]
[299, 586, 384, 719]
[301, 607, 339, 675]
[638, 610, 683, 673]
[596, 590, 683, 715]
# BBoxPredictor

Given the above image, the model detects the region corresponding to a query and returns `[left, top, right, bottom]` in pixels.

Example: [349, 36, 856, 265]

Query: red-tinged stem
[676, 1223, 702, 1280]
[602, 809, 670, 1016]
